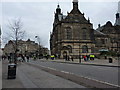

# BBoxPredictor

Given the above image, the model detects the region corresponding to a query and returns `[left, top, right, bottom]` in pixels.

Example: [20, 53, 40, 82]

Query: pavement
[2, 60, 24, 88]
[46, 58, 119, 67]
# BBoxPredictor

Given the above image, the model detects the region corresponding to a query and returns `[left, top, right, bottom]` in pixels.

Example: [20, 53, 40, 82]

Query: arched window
[82, 45, 88, 53]
[62, 46, 68, 50]
[65, 27, 72, 40]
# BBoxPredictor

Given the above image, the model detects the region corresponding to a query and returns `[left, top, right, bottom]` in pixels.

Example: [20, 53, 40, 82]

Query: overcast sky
[1, 0, 120, 49]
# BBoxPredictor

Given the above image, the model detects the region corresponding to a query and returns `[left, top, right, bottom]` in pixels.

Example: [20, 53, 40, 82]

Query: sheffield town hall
[50, 0, 120, 59]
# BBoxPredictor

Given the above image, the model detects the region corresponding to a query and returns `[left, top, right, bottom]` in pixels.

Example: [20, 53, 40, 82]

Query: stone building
[50, 0, 120, 59]
[95, 1, 120, 53]
[3, 39, 49, 57]
[96, 21, 120, 53]
[50, 0, 95, 59]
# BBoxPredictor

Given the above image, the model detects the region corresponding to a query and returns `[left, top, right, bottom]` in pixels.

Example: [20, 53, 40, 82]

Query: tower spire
[73, 0, 78, 10]
[114, 1, 120, 26]
[118, 1, 120, 13]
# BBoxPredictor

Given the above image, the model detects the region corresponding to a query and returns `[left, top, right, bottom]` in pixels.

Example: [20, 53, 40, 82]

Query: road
[28, 59, 119, 87]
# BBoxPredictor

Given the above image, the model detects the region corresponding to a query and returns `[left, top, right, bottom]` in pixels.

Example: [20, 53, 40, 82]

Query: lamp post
[78, 31, 81, 63]
[35, 36, 41, 59]
[79, 42, 81, 63]
[14, 27, 19, 64]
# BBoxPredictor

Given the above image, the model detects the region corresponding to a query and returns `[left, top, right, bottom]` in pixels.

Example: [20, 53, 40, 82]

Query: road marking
[77, 75, 120, 88]
[47, 67, 57, 70]
[31, 63, 57, 71]
[61, 71, 70, 74]
[46, 65, 120, 88]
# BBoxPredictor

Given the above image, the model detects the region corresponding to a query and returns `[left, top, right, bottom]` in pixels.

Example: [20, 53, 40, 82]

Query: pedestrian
[65, 55, 67, 61]
[71, 56, 74, 61]
[26, 56, 29, 62]
[92, 55, 95, 60]
[90, 55, 92, 60]
[33, 56, 36, 60]
[45, 54, 48, 60]
[46, 55, 48, 60]
[69, 55, 71, 61]
[86, 55, 89, 61]
[2, 55, 5, 60]
[90, 54, 95, 60]
[21, 55, 25, 62]
[104, 55, 107, 59]
[8, 55, 11, 61]
[51, 55, 55, 60]
[83, 55, 87, 61]
[68, 56, 70, 61]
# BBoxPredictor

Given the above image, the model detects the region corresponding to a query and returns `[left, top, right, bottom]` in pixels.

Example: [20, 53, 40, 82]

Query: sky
[1, 0, 120, 49]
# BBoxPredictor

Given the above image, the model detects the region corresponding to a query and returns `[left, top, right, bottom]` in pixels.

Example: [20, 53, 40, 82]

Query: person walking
[65, 55, 67, 61]
[8, 55, 11, 62]
[86, 55, 89, 61]
[21, 55, 25, 62]
[92, 55, 95, 60]
[45, 54, 48, 60]
[90, 54, 92, 60]
[51, 55, 55, 60]
[71, 56, 74, 61]
[26, 56, 29, 62]
[68, 56, 70, 61]
[90, 54, 95, 60]
[83, 55, 87, 61]
[33, 55, 36, 60]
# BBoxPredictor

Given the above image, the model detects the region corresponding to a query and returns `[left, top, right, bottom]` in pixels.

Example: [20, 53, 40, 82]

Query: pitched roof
[94, 30, 106, 36]
[62, 10, 90, 24]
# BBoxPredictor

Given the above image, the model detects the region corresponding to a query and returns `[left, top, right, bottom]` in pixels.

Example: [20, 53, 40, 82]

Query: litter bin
[7, 63, 16, 79]
[109, 58, 113, 63]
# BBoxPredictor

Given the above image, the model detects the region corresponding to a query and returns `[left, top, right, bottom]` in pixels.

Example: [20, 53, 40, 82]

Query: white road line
[76, 75, 120, 88]
[61, 71, 70, 74]
[47, 67, 57, 70]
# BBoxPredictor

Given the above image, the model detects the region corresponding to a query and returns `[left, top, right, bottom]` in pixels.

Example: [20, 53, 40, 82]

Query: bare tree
[7, 18, 25, 63]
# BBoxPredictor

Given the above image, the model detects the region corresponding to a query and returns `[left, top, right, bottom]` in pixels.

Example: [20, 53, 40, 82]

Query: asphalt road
[29, 59, 119, 87]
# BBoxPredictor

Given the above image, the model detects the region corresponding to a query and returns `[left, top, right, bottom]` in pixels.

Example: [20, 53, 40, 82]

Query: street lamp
[35, 36, 41, 59]
[79, 41, 81, 63]
[14, 27, 19, 64]
[78, 31, 81, 63]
